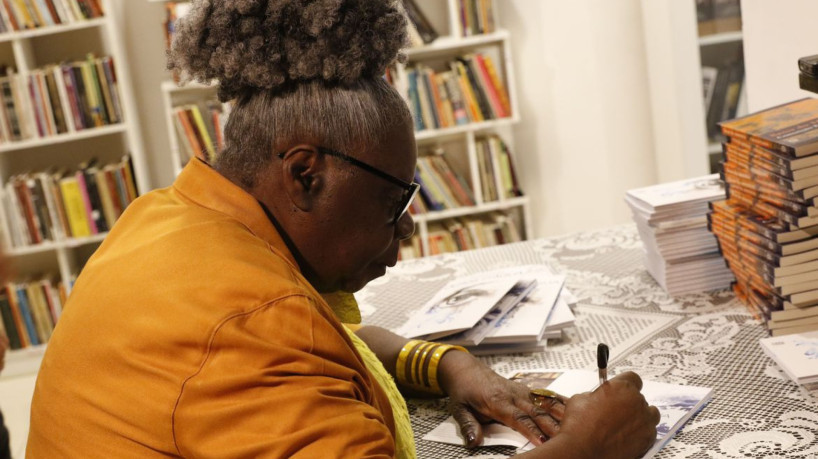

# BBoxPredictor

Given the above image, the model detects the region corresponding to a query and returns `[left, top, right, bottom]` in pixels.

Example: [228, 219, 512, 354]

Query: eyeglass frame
[276, 147, 420, 224]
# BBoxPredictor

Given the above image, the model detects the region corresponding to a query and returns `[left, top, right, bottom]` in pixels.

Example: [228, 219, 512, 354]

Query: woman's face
[309, 120, 417, 293]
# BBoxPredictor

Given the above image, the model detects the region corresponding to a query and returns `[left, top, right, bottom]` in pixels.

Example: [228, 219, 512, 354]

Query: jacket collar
[172, 158, 299, 270]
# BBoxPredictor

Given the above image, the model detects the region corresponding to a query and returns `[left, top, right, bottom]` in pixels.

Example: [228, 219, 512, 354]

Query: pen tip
[597, 343, 609, 368]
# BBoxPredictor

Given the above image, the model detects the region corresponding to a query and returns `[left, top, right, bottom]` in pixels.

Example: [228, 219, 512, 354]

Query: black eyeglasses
[277, 147, 420, 224]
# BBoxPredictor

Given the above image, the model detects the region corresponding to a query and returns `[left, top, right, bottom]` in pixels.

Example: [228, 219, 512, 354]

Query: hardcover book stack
[0, 54, 123, 144]
[390, 51, 512, 132]
[708, 97, 818, 336]
[0, 0, 104, 33]
[625, 175, 733, 296]
[0, 278, 68, 350]
[0, 155, 138, 248]
[397, 265, 576, 355]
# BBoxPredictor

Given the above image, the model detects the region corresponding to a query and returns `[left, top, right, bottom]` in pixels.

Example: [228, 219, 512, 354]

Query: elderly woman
[27, 1, 658, 457]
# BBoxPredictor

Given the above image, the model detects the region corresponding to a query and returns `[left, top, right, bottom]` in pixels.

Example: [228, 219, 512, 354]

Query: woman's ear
[278, 145, 325, 212]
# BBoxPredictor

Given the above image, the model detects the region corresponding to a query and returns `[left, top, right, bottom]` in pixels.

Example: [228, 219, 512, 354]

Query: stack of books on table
[396, 265, 576, 355]
[709, 97, 818, 336]
[625, 175, 733, 296]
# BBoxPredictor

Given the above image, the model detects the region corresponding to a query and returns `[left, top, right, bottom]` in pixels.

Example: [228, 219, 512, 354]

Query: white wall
[741, 0, 818, 113]
[498, 0, 658, 238]
[110, 1, 176, 189]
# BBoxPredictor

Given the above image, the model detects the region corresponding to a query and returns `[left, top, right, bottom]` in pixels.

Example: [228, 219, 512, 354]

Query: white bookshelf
[158, 0, 530, 257]
[0, 0, 150, 357]
[641, 0, 746, 180]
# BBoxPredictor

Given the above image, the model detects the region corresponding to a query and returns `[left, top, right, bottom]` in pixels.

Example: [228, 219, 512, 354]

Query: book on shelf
[172, 100, 231, 165]
[457, 0, 495, 37]
[0, 0, 104, 33]
[401, 0, 437, 47]
[424, 369, 713, 456]
[395, 52, 511, 132]
[0, 277, 68, 350]
[706, 59, 744, 142]
[0, 155, 137, 249]
[0, 54, 123, 144]
[696, 0, 741, 36]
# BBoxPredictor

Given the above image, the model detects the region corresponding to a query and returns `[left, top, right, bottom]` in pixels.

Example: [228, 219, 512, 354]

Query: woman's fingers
[450, 401, 483, 448]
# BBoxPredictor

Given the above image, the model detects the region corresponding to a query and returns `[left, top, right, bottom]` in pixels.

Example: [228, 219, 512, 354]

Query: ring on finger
[530, 388, 562, 407]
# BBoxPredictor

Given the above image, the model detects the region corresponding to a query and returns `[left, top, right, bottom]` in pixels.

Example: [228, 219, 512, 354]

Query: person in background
[27, 1, 659, 458]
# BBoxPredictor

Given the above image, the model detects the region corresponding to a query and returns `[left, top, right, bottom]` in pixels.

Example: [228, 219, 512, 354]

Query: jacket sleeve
[172, 294, 396, 458]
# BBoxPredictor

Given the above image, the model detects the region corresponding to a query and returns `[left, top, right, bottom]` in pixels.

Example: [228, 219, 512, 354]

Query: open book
[396, 265, 567, 349]
[423, 369, 712, 457]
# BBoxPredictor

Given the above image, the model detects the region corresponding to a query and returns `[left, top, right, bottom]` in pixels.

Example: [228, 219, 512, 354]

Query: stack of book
[172, 100, 231, 165]
[760, 331, 818, 386]
[396, 265, 576, 354]
[709, 97, 818, 336]
[0, 54, 123, 144]
[391, 52, 511, 132]
[412, 151, 475, 213]
[0, 277, 68, 350]
[0, 155, 138, 248]
[626, 175, 733, 296]
[0, 0, 104, 33]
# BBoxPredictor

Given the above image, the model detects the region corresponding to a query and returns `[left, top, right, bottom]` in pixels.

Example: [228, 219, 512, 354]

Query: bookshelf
[0, 0, 150, 370]
[157, 0, 530, 259]
[640, 0, 747, 181]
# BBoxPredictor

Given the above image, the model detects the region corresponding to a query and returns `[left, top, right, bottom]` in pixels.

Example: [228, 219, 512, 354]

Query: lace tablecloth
[356, 224, 818, 459]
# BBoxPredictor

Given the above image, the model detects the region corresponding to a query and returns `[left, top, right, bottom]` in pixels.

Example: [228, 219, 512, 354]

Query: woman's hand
[549, 371, 660, 459]
[437, 350, 565, 448]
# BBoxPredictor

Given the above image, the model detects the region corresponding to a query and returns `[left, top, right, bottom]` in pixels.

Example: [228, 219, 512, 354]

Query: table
[356, 224, 818, 458]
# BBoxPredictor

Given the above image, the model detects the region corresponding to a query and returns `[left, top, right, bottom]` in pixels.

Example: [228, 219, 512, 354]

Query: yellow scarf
[323, 292, 416, 459]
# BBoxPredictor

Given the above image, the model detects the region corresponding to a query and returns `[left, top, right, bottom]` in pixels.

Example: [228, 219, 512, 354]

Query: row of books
[0, 0, 103, 33]
[0, 155, 138, 248]
[409, 135, 522, 215]
[626, 175, 734, 296]
[709, 97, 818, 336]
[173, 100, 231, 165]
[476, 134, 522, 202]
[456, 0, 496, 37]
[0, 278, 68, 350]
[399, 211, 522, 259]
[695, 0, 741, 37]
[394, 52, 511, 132]
[0, 55, 123, 144]
[702, 58, 744, 143]
[402, 0, 497, 48]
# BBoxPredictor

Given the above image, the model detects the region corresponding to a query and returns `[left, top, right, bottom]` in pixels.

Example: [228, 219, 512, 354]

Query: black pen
[597, 343, 609, 385]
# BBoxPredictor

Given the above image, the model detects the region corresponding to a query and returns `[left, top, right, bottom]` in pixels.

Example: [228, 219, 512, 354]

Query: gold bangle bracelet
[396, 340, 424, 387]
[426, 344, 469, 396]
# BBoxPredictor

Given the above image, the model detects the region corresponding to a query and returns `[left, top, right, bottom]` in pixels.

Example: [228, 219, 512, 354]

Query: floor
[1, 348, 43, 458]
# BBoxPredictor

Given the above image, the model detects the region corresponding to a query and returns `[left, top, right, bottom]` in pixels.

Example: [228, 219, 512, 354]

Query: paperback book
[423, 369, 713, 457]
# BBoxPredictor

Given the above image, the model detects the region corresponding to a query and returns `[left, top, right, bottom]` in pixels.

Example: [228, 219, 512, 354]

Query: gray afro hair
[167, 0, 409, 102]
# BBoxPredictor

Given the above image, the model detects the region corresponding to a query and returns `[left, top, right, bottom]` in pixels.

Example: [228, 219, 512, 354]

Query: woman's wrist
[436, 348, 479, 397]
